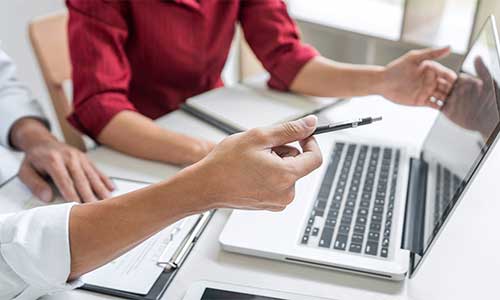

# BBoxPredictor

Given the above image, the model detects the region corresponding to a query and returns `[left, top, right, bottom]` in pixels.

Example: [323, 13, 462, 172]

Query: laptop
[220, 16, 500, 280]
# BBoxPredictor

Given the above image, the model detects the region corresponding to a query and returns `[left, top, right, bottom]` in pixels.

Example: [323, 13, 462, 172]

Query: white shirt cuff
[0, 202, 82, 298]
[0, 93, 48, 149]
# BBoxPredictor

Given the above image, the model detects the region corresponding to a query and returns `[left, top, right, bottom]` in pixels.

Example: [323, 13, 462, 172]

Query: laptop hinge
[401, 158, 427, 255]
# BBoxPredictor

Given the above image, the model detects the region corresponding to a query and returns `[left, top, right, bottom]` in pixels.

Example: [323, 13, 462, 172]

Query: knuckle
[408, 50, 419, 57]
[249, 128, 267, 142]
[276, 205, 287, 212]
[313, 152, 323, 168]
[275, 170, 295, 187]
[285, 189, 296, 204]
[46, 151, 60, 163]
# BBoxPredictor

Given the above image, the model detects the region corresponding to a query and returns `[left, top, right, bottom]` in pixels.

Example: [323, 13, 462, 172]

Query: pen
[312, 116, 383, 136]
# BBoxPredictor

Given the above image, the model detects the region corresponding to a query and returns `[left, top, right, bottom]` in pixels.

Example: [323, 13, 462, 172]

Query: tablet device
[183, 281, 336, 300]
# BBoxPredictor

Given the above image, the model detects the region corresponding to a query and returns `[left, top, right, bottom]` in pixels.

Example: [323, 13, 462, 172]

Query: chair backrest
[29, 12, 86, 151]
[238, 27, 266, 81]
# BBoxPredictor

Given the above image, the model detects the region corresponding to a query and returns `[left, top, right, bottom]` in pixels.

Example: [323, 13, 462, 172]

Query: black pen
[312, 116, 383, 136]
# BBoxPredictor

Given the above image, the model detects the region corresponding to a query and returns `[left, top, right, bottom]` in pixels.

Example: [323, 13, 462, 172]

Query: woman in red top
[67, 0, 456, 165]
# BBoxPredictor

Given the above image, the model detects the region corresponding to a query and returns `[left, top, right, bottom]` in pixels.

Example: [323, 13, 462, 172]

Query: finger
[272, 145, 301, 158]
[474, 56, 493, 83]
[438, 78, 453, 95]
[432, 90, 449, 102]
[44, 158, 81, 202]
[67, 156, 98, 203]
[99, 170, 116, 191]
[256, 115, 318, 148]
[411, 46, 451, 63]
[287, 136, 323, 178]
[88, 160, 115, 191]
[81, 160, 111, 200]
[18, 161, 53, 203]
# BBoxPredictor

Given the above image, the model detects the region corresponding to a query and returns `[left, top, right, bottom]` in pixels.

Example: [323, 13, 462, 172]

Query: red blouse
[66, 0, 319, 138]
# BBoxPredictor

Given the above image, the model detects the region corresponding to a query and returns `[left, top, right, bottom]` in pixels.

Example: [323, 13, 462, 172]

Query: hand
[382, 47, 457, 109]
[192, 115, 323, 211]
[442, 57, 500, 139]
[19, 140, 115, 203]
[10, 118, 115, 203]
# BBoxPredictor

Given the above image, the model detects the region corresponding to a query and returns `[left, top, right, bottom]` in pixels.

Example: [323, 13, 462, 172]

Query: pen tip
[373, 116, 383, 122]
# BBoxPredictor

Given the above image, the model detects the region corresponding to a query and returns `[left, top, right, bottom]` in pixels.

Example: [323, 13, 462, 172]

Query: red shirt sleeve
[66, 0, 137, 139]
[239, 0, 319, 91]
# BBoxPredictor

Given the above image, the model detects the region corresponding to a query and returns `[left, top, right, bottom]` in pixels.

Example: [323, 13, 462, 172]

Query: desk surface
[44, 96, 500, 300]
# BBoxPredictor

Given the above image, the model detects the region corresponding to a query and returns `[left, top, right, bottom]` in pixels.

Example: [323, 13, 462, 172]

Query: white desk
[44, 97, 500, 300]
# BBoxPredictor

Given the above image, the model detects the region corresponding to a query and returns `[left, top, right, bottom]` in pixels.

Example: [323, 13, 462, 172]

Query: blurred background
[0, 0, 499, 139]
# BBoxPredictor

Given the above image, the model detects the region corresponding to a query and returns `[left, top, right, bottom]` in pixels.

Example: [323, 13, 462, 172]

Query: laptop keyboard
[300, 142, 401, 259]
[433, 163, 462, 226]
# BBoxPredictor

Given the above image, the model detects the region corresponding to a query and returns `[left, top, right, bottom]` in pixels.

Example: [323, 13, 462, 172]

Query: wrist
[371, 66, 389, 97]
[10, 117, 56, 151]
[165, 160, 219, 214]
[188, 139, 215, 164]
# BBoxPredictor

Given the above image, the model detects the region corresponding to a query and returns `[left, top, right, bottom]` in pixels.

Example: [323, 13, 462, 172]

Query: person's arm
[290, 49, 457, 109]
[68, 115, 322, 278]
[0, 116, 321, 299]
[239, 0, 457, 109]
[97, 111, 214, 165]
[0, 47, 46, 148]
[66, 0, 213, 165]
[0, 47, 114, 203]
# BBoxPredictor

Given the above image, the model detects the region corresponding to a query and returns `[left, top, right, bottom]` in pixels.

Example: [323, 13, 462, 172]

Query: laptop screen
[413, 16, 500, 273]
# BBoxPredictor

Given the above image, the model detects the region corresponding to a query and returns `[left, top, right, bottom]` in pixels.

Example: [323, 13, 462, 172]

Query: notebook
[182, 75, 339, 134]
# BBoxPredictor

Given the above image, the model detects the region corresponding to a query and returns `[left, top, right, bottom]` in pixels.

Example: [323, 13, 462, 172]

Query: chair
[29, 12, 86, 151]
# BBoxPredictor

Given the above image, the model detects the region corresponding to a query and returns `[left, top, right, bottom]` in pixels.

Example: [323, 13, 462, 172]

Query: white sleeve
[0, 46, 48, 149]
[0, 203, 83, 300]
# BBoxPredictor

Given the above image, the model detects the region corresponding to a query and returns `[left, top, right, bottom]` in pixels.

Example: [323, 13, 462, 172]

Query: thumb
[412, 47, 451, 63]
[18, 163, 53, 203]
[260, 115, 318, 147]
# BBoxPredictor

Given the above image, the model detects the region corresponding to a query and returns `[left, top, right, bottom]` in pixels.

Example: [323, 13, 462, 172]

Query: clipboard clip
[156, 211, 212, 271]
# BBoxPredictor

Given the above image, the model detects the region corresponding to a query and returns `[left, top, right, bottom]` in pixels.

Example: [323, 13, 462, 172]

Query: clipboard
[81, 211, 214, 300]
[0, 174, 214, 300]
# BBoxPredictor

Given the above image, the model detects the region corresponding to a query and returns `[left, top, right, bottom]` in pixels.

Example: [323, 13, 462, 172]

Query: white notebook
[183, 75, 338, 133]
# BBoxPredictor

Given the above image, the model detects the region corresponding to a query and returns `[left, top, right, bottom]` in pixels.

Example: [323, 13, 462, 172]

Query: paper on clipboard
[0, 176, 200, 295]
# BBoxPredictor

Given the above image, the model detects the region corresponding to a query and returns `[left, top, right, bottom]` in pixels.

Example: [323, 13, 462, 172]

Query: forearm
[68, 163, 212, 279]
[97, 111, 213, 165]
[9, 117, 55, 151]
[290, 56, 386, 98]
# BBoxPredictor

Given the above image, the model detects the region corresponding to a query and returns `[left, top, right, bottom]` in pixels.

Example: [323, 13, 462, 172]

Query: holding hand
[191, 115, 323, 211]
[382, 47, 457, 109]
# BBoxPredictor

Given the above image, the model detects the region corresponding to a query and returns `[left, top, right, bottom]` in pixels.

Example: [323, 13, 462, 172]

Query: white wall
[0, 0, 65, 137]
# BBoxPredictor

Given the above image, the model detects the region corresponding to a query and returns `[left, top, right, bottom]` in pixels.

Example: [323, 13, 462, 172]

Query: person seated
[66, 0, 457, 165]
[0, 115, 323, 299]
[0, 48, 113, 203]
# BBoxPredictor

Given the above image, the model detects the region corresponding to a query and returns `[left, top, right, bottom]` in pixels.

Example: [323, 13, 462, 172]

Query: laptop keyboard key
[319, 227, 334, 248]
[349, 243, 362, 253]
[365, 241, 378, 256]
[381, 247, 389, 258]
[334, 234, 348, 250]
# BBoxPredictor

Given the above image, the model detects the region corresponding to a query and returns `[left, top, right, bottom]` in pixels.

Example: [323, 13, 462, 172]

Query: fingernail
[302, 115, 317, 128]
[39, 189, 52, 203]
